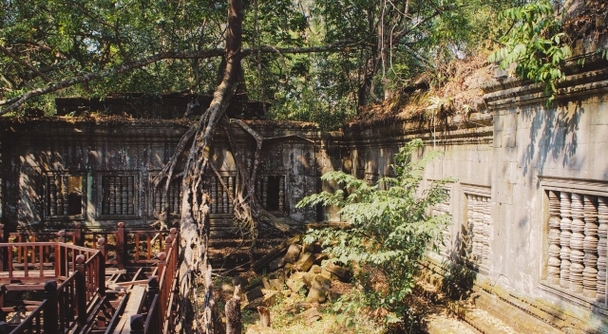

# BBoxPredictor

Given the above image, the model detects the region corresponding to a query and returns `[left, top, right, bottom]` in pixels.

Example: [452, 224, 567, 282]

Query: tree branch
[0, 40, 359, 114]
[0, 44, 53, 83]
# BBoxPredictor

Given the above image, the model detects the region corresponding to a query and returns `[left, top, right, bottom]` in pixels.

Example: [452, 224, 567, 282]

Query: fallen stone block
[295, 252, 314, 272]
[262, 290, 283, 307]
[309, 264, 322, 274]
[245, 287, 265, 303]
[268, 257, 285, 271]
[268, 277, 285, 291]
[283, 243, 302, 264]
[300, 307, 322, 325]
[306, 275, 332, 303]
[286, 272, 306, 293]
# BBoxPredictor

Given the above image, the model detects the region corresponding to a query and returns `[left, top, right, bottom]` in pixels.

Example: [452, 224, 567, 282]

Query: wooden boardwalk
[0, 224, 179, 334]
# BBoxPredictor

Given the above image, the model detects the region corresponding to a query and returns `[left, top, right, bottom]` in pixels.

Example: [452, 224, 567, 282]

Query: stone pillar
[582, 195, 598, 298]
[597, 197, 608, 302]
[569, 193, 585, 293]
[279, 176, 285, 213]
[228, 176, 234, 214]
[547, 191, 562, 286]
[559, 192, 572, 289]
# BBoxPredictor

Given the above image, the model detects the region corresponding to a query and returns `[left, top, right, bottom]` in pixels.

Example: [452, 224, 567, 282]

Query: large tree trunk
[177, 0, 242, 332]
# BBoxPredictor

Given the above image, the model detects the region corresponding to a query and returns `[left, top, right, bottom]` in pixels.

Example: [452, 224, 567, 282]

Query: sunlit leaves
[297, 139, 452, 322]
[488, 0, 572, 102]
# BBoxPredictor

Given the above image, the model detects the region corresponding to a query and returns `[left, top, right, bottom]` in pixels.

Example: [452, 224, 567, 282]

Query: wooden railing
[143, 228, 178, 334]
[0, 242, 105, 334]
[0, 222, 172, 271]
[0, 225, 179, 334]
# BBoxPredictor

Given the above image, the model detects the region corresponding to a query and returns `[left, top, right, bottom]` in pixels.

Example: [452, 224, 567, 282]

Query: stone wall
[0, 119, 321, 230]
[326, 52, 608, 331]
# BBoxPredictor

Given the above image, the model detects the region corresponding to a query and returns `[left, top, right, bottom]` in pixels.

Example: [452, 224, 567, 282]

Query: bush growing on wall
[297, 139, 452, 326]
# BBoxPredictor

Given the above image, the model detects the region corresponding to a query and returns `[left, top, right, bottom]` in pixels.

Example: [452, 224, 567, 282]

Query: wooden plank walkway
[112, 285, 147, 334]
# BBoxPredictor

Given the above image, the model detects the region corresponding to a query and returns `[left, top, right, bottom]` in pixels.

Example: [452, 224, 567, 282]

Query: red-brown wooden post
[97, 238, 106, 297]
[74, 222, 83, 246]
[157, 252, 166, 278]
[98, 238, 107, 261]
[164, 236, 173, 255]
[0, 224, 4, 271]
[130, 314, 145, 334]
[0, 285, 6, 319]
[169, 227, 178, 244]
[57, 229, 66, 243]
[116, 222, 126, 270]
[147, 276, 159, 310]
[57, 230, 67, 277]
[44, 280, 58, 334]
[75, 254, 87, 328]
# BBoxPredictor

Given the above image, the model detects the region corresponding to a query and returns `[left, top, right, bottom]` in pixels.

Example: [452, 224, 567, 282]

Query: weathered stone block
[245, 287, 265, 303]
[268, 277, 285, 291]
[300, 307, 321, 325]
[283, 243, 302, 264]
[321, 268, 338, 281]
[306, 275, 332, 303]
[262, 290, 283, 307]
[302, 272, 316, 287]
[295, 252, 314, 272]
[262, 277, 271, 290]
[268, 257, 285, 271]
[309, 264, 322, 274]
[286, 272, 306, 293]
[313, 252, 329, 265]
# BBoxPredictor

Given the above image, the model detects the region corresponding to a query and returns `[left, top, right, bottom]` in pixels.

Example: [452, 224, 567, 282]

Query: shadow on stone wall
[519, 100, 584, 184]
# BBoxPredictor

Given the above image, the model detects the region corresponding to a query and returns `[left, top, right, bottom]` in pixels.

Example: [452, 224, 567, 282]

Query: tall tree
[0, 1, 523, 331]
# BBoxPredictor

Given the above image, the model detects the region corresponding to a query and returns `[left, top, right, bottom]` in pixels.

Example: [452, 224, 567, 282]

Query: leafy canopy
[2, 0, 521, 126]
[297, 139, 452, 323]
[488, 0, 572, 102]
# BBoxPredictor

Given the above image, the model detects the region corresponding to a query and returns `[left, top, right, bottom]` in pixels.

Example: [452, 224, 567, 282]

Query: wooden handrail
[10, 299, 46, 334]
[0, 224, 180, 334]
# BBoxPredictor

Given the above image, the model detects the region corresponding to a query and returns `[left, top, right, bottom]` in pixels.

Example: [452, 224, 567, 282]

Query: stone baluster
[211, 178, 217, 214]
[228, 176, 234, 214]
[223, 176, 229, 214]
[582, 195, 599, 298]
[127, 176, 134, 214]
[57, 178, 65, 215]
[475, 197, 483, 265]
[109, 178, 116, 215]
[597, 196, 608, 302]
[467, 195, 476, 264]
[471, 196, 482, 266]
[278, 176, 285, 212]
[61, 177, 68, 215]
[569, 193, 585, 293]
[560, 192, 572, 289]
[481, 196, 491, 273]
[547, 191, 562, 286]
[49, 180, 57, 216]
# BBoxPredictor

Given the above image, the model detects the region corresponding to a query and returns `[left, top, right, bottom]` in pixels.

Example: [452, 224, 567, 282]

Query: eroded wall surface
[330, 56, 608, 331]
[1, 120, 320, 230]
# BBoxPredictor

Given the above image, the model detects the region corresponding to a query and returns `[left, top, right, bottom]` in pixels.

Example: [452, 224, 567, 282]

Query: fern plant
[297, 139, 452, 326]
[488, 0, 572, 103]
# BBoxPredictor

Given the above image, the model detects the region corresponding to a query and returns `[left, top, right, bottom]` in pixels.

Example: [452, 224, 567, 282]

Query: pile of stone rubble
[235, 235, 351, 331]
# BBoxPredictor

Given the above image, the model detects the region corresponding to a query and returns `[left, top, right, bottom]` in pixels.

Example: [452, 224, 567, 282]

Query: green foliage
[488, 0, 572, 103]
[297, 139, 452, 324]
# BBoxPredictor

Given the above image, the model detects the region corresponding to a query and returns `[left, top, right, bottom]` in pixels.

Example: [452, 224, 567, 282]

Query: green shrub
[297, 139, 452, 327]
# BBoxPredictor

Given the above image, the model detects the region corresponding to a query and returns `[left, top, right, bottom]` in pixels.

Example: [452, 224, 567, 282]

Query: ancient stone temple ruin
[1, 45, 608, 333]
